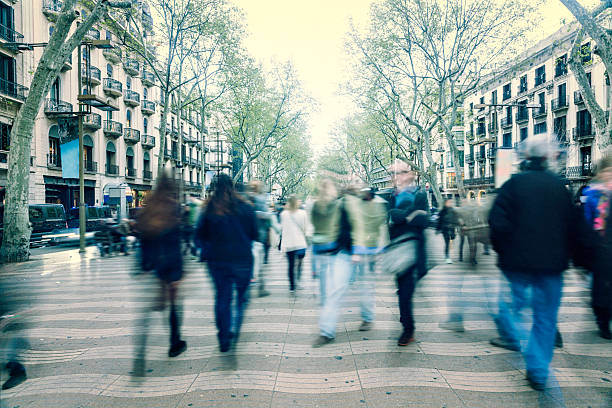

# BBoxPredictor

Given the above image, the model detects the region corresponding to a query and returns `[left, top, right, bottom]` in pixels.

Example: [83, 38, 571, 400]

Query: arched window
[126, 146, 135, 173]
[48, 125, 61, 167]
[107, 64, 113, 78]
[143, 117, 148, 134]
[126, 110, 132, 127]
[83, 135, 94, 170]
[126, 76, 131, 90]
[50, 78, 60, 100]
[143, 88, 148, 100]
[106, 141, 116, 174]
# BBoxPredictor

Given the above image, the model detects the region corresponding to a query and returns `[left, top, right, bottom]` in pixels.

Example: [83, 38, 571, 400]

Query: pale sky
[231, 0, 602, 154]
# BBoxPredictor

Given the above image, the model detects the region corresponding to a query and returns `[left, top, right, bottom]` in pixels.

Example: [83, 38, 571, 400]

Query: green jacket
[310, 199, 340, 246]
[343, 194, 388, 253]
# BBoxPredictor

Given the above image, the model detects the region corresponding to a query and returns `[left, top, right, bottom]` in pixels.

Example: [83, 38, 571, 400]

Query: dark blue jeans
[208, 262, 252, 348]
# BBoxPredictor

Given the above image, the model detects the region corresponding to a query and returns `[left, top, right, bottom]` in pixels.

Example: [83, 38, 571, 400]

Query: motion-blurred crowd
[2, 138, 611, 393]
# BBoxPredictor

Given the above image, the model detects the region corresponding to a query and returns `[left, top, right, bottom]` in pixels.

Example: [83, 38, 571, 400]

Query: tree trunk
[157, 91, 171, 174]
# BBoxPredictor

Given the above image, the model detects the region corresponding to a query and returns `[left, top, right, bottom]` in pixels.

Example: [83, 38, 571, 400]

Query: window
[555, 54, 567, 77]
[0, 3, 16, 40]
[126, 110, 132, 127]
[503, 83, 511, 100]
[535, 65, 546, 86]
[50, 78, 60, 100]
[49, 134, 61, 167]
[581, 146, 592, 174]
[143, 87, 148, 100]
[107, 64, 113, 78]
[577, 109, 592, 134]
[458, 151, 464, 167]
[143, 118, 148, 134]
[537, 92, 546, 114]
[519, 75, 528, 93]
[479, 96, 484, 111]
[554, 116, 567, 141]
[126, 76, 131, 90]
[0, 123, 10, 151]
[29, 208, 43, 221]
[105, 30, 112, 41]
[502, 133, 512, 148]
[558, 83, 567, 104]
[580, 43, 592, 65]
[534, 122, 547, 135]
[491, 90, 497, 105]
[520, 127, 528, 141]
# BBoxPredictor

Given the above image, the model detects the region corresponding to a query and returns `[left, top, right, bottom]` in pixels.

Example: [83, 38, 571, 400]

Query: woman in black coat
[437, 198, 458, 264]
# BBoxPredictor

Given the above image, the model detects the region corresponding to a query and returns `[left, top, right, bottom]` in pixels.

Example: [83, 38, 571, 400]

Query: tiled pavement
[1, 233, 611, 407]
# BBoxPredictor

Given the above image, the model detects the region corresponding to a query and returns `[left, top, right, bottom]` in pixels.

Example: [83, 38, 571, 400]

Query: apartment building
[0, 0, 223, 210]
[463, 11, 610, 200]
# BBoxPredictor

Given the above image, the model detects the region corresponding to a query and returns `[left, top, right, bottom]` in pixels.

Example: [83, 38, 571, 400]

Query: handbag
[380, 233, 418, 277]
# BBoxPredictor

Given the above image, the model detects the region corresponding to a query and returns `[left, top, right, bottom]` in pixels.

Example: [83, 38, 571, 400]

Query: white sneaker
[445, 257, 453, 264]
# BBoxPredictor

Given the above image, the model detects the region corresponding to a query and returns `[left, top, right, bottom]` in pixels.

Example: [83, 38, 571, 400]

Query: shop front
[128, 183, 153, 207]
[43, 176, 96, 210]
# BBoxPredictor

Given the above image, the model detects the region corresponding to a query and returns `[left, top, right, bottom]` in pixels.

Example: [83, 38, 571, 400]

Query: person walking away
[248, 180, 273, 298]
[196, 174, 258, 352]
[314, 185, 388, 346]
[581, 152, 612, 339]
[134, 174, 186, 376]
[437, 198, 458, 264]
[280, 196, 309, 294]
[488, 137, 590, 390]
[310, 179, 341, 306]
[386, 164, 429, 346]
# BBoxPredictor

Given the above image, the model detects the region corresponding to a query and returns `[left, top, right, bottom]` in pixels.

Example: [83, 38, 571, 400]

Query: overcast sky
[231, 0, 603, 153]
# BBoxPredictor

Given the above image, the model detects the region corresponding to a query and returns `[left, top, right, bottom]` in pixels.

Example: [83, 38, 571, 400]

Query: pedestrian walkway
[1, 235, 611, 407]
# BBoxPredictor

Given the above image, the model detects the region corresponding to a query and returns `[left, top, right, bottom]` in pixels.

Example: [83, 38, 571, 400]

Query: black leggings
[286, 250, 305, 291]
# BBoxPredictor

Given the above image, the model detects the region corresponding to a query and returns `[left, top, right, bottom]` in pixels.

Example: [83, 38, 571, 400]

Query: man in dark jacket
[488, 138, 587, 390]
[387, 163, 429, 346]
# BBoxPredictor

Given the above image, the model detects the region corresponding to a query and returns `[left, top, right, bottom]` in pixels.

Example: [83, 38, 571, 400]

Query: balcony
[124, 59, 140, 77]
[47, 153, 61, 169]
[124, 127, 141, 143]
[103, 47, 121, 64]
[83, 113, 101, 130]
[464, 176, 495, 186]
[106, 164, 119, 176]
[124, 89, 140, 106]
[533, 106, 547, 119]
[42, 0, 63, 19]
[103, 78, 122, 97]
[171, 127, 179, 138]
[565, 164, 592, 179]
[476, 127, 486, 137]
[516, 110, 529, 124]
[84, 160, 98, 174]
[487, 148, 497, 159]
[574, 91, 585, 105]
[44, 98, 73, 116]
[0, 78, 28, 102]
[466, 153, 475, 164]
[0, 23, 23, 43]
[477, 151, 486, 161]
[142, 69, 155, 86]
[125, 167, 136, 179]
[81, 64, 101, 85]
[551, 97, 568, 112]
[84, 28, 100, 41]
[488, 121, 498, 134]
[164, 148, 178, 161]
[573, 127, 595, 143]
[103, 120, 123, 138]
[500, 116, 512, 129]
[143, 170, 153, 181]
[141, 134, 155, 149]
[141, 99, 155, 115]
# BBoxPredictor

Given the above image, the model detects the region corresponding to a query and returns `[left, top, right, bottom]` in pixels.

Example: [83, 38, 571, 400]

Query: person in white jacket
[280, 196, 310, 294]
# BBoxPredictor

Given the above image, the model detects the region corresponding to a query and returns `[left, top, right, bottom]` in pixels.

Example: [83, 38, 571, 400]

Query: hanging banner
[60, 138, 79, 179]
[205, 171, 216, 190]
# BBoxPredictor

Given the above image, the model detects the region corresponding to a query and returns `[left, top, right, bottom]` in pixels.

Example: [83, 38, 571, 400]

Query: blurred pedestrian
[196, 174, 258, 352]
[310, 179, 341, 306]
[437, 198, 459, 264]
[387, 163, 429, 346]
[248, 180, 274, 298]
[134, 173, 186, 376]
[581, 152, 612, 340]
[0, 280, 29, 390]
[279, 196, 309, 294]
[488, 137, 590, 390]
[314, 184, 388, 347]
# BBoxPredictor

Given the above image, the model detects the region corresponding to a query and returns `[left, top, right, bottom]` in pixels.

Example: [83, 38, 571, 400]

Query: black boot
[555, 330, 563, 348]
[594, 307, 612, 340]
[2, 361, 27, 390]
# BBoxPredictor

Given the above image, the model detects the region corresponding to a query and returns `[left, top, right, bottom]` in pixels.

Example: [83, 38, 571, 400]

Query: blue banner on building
[60, 138, 79, 179]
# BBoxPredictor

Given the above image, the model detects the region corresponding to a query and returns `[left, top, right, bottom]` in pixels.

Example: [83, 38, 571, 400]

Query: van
[66, 205, 113, 231]
[0, 204, 67, 246]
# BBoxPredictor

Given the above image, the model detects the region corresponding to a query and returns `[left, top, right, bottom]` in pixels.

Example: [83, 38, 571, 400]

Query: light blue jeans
[312, 253, 334, 306]
[319, 252, 376, 338]
[496, 271, 563, 384]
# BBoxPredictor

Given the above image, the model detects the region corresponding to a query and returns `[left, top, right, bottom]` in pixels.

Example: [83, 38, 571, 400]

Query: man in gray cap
[488, 136, 589, 390]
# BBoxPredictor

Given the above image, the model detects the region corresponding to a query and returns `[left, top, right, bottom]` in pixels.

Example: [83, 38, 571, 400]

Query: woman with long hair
[196, 174, 257, 352]
[280, 195, 309, 294]
[134, 173, 186, 376]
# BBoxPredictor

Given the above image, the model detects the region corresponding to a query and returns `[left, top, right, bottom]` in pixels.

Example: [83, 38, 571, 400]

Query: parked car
[66, 205, 113, 231]
[0, 204, 68, 247]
